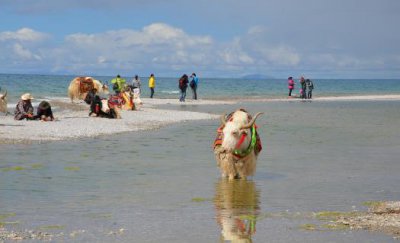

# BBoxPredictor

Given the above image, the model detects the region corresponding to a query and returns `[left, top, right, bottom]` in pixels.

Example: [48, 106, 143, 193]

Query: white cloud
[13, 43, 41, 60]
[0, 22, 399, 78]
[0, 28, 49, 42]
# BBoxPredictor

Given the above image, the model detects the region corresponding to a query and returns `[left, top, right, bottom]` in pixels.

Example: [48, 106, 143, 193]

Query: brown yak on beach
[214, 109, 263, 180]
[0, 90, 8, 114]
[68, 77, 109, 103]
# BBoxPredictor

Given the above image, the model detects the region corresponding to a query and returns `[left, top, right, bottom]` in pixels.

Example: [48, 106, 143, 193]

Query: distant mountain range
[241, 74, 275, 79]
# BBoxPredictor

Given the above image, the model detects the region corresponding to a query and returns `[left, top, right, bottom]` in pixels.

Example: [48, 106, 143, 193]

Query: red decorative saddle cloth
[77, 77, 94, 93]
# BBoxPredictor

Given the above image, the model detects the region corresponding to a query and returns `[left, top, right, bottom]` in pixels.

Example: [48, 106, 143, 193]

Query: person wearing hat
[35, 101, 55, 121]
[14, 93, 35, 120]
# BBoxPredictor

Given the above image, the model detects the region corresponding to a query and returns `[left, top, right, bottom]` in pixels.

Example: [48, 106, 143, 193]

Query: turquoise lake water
[1, 74, 399, 103]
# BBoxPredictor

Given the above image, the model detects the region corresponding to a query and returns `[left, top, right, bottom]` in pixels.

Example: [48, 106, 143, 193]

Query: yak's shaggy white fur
[68, 77, 109, 103]
[214, 110, 262, 180]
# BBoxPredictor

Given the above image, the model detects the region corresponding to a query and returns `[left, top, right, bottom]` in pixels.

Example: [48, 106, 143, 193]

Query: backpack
[190, 80, 196, 88]
[307, 80, 314, 89]
[179, 78, 184, 88]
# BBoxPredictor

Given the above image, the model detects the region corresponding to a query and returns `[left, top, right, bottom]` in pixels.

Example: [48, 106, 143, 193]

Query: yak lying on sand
[0, 90, 8, 114]
[214, 109, 263, 180]
[68, 77, 109, 103]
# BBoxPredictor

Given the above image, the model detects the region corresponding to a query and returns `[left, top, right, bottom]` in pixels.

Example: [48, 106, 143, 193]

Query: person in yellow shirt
[148, 73, 155, 98]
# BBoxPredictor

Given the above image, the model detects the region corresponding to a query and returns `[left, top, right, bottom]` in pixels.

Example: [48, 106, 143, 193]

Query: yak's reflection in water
[214, 179, 260, 243]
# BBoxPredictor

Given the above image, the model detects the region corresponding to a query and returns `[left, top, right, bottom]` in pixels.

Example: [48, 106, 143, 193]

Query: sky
[0, 0, 399, 78]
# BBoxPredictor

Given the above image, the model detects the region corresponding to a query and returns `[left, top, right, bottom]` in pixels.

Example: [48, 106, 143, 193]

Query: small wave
[160, 90, 180, 94]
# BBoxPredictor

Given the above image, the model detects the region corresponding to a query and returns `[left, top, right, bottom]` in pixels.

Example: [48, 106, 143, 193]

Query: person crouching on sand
[14, 93, 35, 120]
[35, 101, 55, 121]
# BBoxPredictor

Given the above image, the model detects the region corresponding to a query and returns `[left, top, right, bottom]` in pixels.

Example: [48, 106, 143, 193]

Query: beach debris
[298, 201, 400, 238]
[107, 228, 125, 236]
[70, 229, 86, 238]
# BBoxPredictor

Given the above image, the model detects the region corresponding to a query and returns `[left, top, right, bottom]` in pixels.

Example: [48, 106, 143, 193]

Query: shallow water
[1, 100, 400, 242]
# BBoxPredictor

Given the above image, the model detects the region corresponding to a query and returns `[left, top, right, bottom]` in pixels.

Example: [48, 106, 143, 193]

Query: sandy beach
[0, 98, 237, 143]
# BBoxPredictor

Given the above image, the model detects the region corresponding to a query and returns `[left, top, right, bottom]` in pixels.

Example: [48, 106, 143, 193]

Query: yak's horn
[241, 112, 263, 129]
[0, 90, 6, 99]
[220, 113, 227, 126]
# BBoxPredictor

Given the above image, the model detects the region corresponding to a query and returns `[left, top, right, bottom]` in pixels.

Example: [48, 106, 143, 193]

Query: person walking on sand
[178, 74, 189, 102]
[300, 76, 307, 99]
[288, 76, 295, 97]
[148, 74, 155, 98]
[306, 79, 314, 99]
[14, 93, 35, 120]
[189, 73, 199, 100]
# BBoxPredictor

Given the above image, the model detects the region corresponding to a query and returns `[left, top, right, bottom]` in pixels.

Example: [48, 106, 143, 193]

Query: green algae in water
[0, 221, 19, 227]
[1, 166, 25, 172]
[299, 224, 318, 231]
[191, 197, 210, 202]
[0, 213, 16, 220]
[315, 211, 343, 220]
[322, 223, 349, 230]
[362, 201, 383, 208]
[64, 166, 80, 171]
[80, 153, 90, 158]
[39, 225, 65, 230]
[31, 163, 44, 169]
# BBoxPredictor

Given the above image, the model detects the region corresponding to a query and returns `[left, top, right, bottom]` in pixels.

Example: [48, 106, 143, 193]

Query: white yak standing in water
[214, 109, 263, 180]
[0, 90, 8, 114]
[68, 77, 109, 103]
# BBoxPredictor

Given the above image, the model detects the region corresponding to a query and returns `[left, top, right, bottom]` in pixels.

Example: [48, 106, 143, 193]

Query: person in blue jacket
[190, 73, 199, 100]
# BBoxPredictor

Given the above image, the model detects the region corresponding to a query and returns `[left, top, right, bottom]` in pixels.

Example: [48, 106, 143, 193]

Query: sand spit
[336, 201, 400, 238]
[0, 98, 221, 144]
[240, 94, 400, 102]
[313, 94, 400, 101]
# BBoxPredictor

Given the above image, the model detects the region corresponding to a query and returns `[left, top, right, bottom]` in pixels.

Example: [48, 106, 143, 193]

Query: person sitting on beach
[14, 93, 35, 120]
[35, 101, 55, 121]
[85, 88, 102, 117]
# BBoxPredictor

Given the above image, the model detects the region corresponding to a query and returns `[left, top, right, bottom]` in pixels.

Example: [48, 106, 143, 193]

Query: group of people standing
[288, 76, 314, 99]
[111, 73, 199, 101]
[178, 73, 199, 102]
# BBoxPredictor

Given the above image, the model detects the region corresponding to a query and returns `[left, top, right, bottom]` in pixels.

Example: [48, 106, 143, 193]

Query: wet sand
[1, 98, 400, 242]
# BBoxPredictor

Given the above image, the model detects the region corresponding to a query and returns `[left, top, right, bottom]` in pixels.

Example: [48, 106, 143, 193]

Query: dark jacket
[179, 75, 189, 90]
